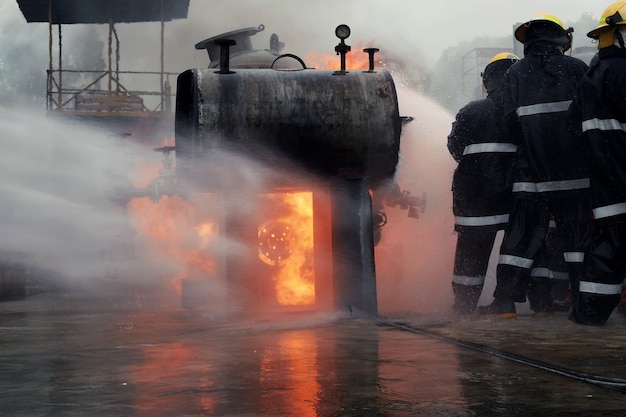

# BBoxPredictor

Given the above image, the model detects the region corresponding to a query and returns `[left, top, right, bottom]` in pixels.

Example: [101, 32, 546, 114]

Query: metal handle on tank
[270, 54, 308, 70]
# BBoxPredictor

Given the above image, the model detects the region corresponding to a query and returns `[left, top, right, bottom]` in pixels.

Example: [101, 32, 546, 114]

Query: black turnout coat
[569, 45, 626, 225]
[502, 43, 589, 192]
[447, 85, 515, 230]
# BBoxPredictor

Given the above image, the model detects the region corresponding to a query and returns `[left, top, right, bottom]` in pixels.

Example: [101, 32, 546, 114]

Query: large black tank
[174, 25, 403, 316]
[175, 67, 401, 186]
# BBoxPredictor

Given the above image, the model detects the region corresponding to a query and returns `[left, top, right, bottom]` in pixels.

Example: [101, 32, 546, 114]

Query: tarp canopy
[16, 0, 190, 24]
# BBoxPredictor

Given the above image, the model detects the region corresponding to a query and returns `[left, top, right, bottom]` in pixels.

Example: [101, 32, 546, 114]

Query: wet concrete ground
[1, 292, 626, 417]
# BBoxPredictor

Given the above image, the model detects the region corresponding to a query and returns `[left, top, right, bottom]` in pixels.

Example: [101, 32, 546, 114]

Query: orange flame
[125, 121, 318, 308]
[305, 42, 383, 71]
[261, 192, 316, 306]
[128, 194, 219, 292]
[129, 186, 316, 307]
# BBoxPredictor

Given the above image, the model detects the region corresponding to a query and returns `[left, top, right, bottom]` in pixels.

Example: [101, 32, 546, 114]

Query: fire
[128, 178, 316, 308]
[128, 194, 219, 293]
[304, 42, 383, 71]
[261, 192, 316, 306]
[124, 124, 317, 309]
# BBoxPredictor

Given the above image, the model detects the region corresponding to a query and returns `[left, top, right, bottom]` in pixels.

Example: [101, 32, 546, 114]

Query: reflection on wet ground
[1, 293, 625, 416]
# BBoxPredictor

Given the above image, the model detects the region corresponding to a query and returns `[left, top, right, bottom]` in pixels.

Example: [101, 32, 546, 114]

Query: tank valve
[333, 24, 351, 75]
[363, 48, 379, 72]
[214, 39, 236, 74]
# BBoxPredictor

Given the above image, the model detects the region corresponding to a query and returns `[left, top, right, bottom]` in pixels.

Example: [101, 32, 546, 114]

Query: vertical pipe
[160, 0, 165, 112]
[48, 1, 52, 111]
[108, 20, 113, 93]
[58, 24, 62, 110]
[330, 177, 378, 316]
[364, 48, 379, 72]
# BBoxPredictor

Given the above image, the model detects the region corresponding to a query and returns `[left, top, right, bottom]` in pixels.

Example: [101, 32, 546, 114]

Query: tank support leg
[330, 177, 378, 316]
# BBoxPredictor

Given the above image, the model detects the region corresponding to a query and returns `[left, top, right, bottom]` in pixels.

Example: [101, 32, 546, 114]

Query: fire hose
[379, 320, 626, 394]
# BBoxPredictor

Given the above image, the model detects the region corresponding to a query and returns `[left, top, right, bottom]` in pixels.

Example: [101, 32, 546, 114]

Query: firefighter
[567, 1, 626, 325]
[477, 13, 592, 318]
[447, 52, 519, 316]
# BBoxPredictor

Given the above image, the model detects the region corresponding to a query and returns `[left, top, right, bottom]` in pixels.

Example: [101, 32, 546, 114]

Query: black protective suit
[447, 76, 516, 314]
[489, 42, 592, 313]
[568, 45, 626, 325]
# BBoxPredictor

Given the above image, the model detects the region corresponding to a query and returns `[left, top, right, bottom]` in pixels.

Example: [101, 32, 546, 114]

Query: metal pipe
[108, 20, 113, 93]
[215, 39, 236, 74]
[364, 48, 379, 72]
[58, 24, 62, 108]
[47, 1, 52, 110]
[160, 0, 165, 111]
[334, 40, 351, 75]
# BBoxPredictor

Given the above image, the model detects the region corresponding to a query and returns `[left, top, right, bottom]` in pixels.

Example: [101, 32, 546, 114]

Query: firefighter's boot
[451, 283, 482, 316]
[528, 275, 554, 317]
[476, 297, 517, 318]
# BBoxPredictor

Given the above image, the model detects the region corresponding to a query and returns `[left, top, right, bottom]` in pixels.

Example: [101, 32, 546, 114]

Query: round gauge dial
[335, 24, 351, 40]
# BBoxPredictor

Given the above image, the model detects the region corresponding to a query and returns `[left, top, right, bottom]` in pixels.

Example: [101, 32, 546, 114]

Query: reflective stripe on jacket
[569, 46, 626, 223]
[503, 43, 589, 188]
[448, 91, 515, 221]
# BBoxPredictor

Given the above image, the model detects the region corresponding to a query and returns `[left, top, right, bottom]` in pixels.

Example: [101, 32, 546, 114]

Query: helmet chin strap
[559, 43, 573, 56]
[616, 27, 626, 49]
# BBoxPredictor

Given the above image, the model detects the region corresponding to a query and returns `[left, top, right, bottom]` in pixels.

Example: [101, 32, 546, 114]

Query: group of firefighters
[447, 1, 626, 326]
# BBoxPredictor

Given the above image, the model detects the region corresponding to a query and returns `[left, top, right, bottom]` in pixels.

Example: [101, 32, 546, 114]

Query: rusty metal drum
[175, 68, 401, 186]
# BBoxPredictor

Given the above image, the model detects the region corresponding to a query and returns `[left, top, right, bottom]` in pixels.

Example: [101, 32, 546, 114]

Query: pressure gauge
[335, 24, 351, 40]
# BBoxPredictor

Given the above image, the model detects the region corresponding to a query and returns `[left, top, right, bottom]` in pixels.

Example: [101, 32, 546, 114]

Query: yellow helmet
[486, 52, 520, 67]
[482, 52, 519, 92]
[515, 13, 573, 50]
[587, 1, 626, 49]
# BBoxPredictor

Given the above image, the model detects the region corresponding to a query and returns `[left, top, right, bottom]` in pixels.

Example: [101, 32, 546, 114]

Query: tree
[0, 12, 48, 109]
[0, 6, 105, 111]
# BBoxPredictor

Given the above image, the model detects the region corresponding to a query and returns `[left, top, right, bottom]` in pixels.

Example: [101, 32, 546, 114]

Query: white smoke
[376, 85, 457, 316]
[0, 110, 143, 280]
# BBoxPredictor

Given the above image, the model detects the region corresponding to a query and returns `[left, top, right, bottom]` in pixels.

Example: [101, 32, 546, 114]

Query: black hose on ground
[379, 320, 626, 394]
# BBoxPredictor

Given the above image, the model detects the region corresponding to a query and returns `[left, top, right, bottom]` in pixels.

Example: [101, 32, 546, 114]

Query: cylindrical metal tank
[175, 68, 401, 186]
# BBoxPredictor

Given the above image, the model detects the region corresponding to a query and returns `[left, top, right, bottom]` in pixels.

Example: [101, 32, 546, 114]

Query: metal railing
[46, 68, 179, 116]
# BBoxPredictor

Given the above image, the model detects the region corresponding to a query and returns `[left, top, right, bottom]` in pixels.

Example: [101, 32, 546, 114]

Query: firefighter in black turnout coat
[447, 53, 519, 315]
[478, 14, 592, 318]
[568, 1, 626, 326]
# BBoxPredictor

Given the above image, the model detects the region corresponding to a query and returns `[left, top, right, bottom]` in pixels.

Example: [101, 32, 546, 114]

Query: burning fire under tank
[155, 24, 420, 317]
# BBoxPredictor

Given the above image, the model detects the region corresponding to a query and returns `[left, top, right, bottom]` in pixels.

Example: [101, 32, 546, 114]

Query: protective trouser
[494, 195, 591, 311]
[526, 232, 570, 312]
[544, 221, 570, 310]
[570, 223, 626, 326]
[527, 243, 553, 313]
[452, 228, 499, 313]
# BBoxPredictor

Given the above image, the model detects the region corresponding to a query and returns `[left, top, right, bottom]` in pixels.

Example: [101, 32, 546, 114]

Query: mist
[376, 86, 457, 315]
[0, 111, 140, 280]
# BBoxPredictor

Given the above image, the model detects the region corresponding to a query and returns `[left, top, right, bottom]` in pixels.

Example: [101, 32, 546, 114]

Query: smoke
[0, 110, 143, 282]
[376, 85, 457, 316]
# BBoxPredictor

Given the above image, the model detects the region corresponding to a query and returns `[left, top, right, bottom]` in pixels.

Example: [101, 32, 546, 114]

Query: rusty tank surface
[175, 68, 401, 185]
